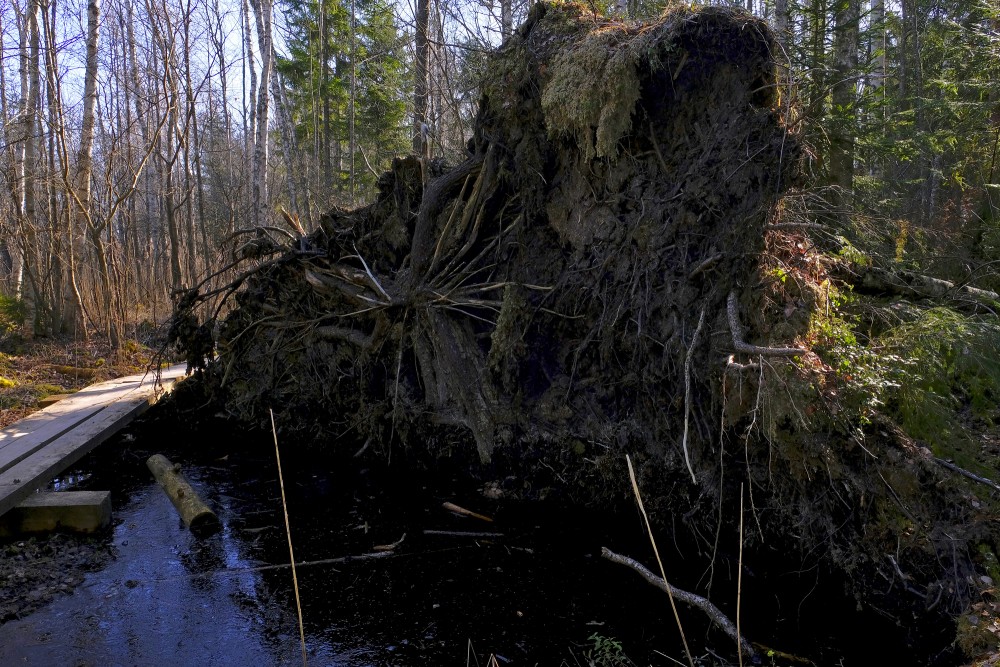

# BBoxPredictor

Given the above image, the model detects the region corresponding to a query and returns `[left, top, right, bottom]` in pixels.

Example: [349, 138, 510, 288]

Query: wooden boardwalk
[0, 364, 188, 517]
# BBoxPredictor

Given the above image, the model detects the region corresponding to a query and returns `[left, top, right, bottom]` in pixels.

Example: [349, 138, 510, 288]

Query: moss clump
[540, 21, 641, 159]
[956, 611, 1000, 660]
[0, 376, 15, 389]
[978, 544, 1000, 584]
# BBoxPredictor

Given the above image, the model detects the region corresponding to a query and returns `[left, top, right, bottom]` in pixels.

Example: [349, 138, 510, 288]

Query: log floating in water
[146, 454, 221, 537]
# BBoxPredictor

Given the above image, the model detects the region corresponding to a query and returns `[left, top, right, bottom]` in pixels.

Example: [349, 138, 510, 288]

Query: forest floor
[0, 334, 163, 429]
[0, 531, 112, 624]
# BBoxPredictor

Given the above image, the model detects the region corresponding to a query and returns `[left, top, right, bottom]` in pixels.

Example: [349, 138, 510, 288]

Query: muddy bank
[0, 531, 110, 623]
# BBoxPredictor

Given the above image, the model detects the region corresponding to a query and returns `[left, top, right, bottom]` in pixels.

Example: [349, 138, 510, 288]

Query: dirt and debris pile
[193, 2, 797, 467]
[167, 3, 999, 662]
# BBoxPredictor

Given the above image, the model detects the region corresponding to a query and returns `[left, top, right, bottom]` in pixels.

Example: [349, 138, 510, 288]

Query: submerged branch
[601, 547, 755, 658]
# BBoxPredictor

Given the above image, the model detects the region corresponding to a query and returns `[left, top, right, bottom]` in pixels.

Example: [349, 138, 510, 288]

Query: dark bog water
[0, 415, 959, 666]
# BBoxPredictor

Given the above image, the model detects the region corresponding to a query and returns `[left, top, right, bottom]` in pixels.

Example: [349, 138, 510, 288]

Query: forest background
[0, 0, 997, 364]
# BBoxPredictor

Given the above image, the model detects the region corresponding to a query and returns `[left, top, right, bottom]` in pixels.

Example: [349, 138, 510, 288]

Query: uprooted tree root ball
[167, 3, 999, 662]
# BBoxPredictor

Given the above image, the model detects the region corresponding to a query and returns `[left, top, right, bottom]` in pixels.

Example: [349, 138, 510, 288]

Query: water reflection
[0, 429, 682, 666]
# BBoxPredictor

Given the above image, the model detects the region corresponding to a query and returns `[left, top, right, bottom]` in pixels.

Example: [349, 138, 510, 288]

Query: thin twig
[725, 354, 761, 373]
[682, 306, 706, 484]
[933, 457, 1000, 493]
[271, 409, 308, 667]
[352, 243, 392, 302]
[442, 501, 494, 522]
[649, 121, 670, 175]
[766, 222, 827, 231]
[737, 482, 745, 667]
[374, 533, 408, 551]
[689, 253, 724, 279]
[423, 529, 504, 538]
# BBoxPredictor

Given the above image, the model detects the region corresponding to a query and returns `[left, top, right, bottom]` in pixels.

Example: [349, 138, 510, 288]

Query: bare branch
[601, 547, 755, 658]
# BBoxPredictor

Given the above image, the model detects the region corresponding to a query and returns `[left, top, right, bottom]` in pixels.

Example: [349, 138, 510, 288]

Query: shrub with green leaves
[814, 297, 1000, 465]
[880, 308, 1000, 459]
[584, 633, 635, 667]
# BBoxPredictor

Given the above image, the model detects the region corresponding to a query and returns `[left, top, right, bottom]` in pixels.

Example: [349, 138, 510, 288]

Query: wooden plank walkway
[0, 364, 189, 517]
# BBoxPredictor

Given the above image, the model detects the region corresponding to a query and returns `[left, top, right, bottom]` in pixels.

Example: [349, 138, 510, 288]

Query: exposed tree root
[727, 291, 806, 357]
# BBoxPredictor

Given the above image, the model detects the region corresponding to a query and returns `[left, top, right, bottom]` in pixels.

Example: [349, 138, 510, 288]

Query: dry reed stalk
[626, 454, 695, 667]
[737, 482, 745, 667]
[271, 409, 308, 667]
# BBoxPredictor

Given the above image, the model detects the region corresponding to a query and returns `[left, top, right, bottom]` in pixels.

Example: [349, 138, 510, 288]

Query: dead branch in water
[601, 546, 755, 659]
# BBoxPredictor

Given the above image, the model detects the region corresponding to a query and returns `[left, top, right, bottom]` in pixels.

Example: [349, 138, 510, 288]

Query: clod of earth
[166, 2, 999, 662]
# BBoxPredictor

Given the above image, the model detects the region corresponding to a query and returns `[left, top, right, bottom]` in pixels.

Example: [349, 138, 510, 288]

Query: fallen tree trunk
[834, 263, 1000, 312]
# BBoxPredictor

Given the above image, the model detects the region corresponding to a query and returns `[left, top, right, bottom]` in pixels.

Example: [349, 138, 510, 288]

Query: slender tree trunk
[46, 80, 63, 332]
[269, 61, 301, 216]
[75, 0, 100, 223]
[42, 0, 86, 335]
[829, 0, 860, 213]
[125, 0, 150, 293]
[149, 1, 184, 290]
[180, 0, 199, 285]
[318, 0, 330, 190]
[249, 0, 272, 227]
[209, 0, 236, 234]
[501, 0, 512, 40]
[349, 0, 357, 203]
[413, 0, 430, 155]
[21, 0, 44, 330]
[774, 0, 788, 50]
[76, 0, 112, 343]
[164, 112, 183, 290]
[242, 0, 257, 196]
[898, 0, 909, 102]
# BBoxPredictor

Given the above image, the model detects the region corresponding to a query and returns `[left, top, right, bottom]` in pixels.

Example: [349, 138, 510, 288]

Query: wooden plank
[0, 366, 186, 475]
[0, 396, 151, 516]
[0, 373, 146, 446]
[37, 394, 74, 408]
[1, 365, 186, 440]
[0, 491, 111, 536]
[0, 364, 188, 517]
